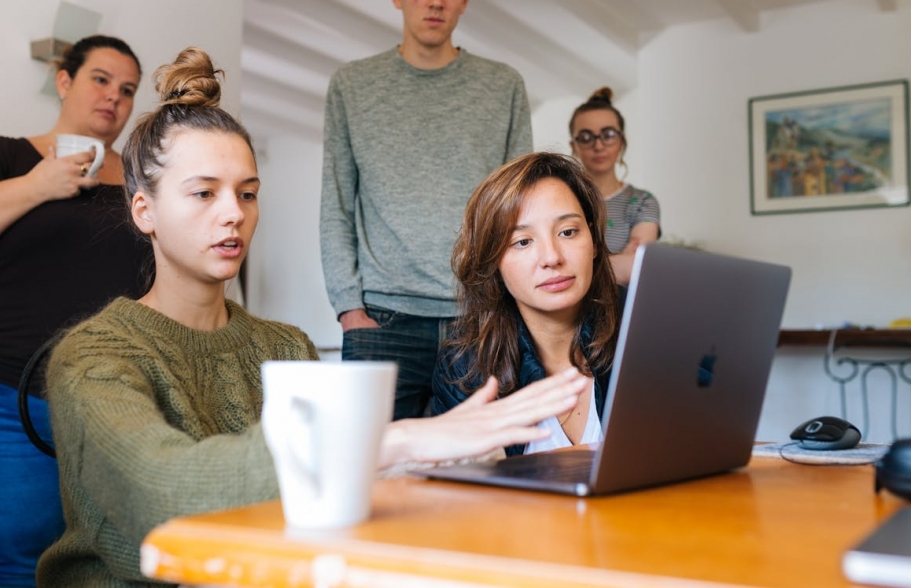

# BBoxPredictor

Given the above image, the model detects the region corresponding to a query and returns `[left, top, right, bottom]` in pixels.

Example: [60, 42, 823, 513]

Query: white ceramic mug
[261, 360, 397, 530]
[56, 134, 105, 178]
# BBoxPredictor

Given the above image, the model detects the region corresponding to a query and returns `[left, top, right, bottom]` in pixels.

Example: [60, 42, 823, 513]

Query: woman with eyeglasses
[569, 87, 660, 285]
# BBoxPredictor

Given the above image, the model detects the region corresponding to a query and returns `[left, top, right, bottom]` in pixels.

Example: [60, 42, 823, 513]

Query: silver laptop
[417, 243, 791, 496]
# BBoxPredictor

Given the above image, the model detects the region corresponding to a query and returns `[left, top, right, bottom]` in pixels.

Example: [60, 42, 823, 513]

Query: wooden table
[141, 457, 905, 588]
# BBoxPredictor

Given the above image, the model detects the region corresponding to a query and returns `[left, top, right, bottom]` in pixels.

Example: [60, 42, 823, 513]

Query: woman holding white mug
[0, 35, 150, 587]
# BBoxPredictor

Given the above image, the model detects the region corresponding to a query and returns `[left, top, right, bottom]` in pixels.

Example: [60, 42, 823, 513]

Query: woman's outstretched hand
[379, 367, 588, 468]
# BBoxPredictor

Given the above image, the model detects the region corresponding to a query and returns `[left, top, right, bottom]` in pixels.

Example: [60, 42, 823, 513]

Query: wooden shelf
[778, 328, 911, 347]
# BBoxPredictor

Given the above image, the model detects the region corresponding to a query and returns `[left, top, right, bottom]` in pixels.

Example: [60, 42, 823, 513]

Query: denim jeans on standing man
[341, 305, 453, 420]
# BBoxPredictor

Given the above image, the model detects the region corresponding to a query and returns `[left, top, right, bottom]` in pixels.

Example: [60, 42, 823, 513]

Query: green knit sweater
[36, 297, 319, 587]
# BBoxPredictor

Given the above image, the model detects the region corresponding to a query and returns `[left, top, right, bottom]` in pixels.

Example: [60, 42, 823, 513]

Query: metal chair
[824, 328, 911, 441]
[17, 334, 63, 458]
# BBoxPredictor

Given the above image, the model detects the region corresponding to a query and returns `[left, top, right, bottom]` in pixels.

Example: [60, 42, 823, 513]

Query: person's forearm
[0, 175, 44, 234]
[609, 252, 634, 286]
[618, 238, 642, 255]
[377, 421, 412, 469]
[624, 222, 660, 253]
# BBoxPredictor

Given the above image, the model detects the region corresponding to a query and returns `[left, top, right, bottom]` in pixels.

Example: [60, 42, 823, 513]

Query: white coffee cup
[261, 360, 397, 530]
[56, 134, 105, 178]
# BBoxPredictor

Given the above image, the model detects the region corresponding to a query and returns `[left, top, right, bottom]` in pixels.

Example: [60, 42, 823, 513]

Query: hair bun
[588, 86, 614, 105]
[154, 47, 222, 108]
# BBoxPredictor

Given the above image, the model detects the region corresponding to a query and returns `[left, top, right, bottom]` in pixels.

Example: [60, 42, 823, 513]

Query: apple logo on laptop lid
[697, 346, 717, 387]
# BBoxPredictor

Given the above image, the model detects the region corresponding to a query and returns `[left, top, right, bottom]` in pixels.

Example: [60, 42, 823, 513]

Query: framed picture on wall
[749, 79, 909, 215]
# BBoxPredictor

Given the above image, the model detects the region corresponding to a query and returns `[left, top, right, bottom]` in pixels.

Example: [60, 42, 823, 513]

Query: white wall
[247, 137, 343, 351]
[627, 1, 911, 443]
[0, 0, 243, 150]
[635, 1, 911, 328]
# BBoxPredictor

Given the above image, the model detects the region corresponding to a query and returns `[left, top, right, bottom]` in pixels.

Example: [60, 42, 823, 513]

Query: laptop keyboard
[492, 450, 597, 483]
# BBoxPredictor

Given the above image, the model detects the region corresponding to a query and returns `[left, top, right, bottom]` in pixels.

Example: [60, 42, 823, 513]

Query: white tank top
[524, 381, 602, 454]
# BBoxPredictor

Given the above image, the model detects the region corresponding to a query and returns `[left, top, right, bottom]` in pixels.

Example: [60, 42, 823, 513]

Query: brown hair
[569, 87, 625, 136]
[569, 87, 628, 173]
[447, 152, 621, 394]
[56, 35, 142, 79]
[122, 47, 255, 203]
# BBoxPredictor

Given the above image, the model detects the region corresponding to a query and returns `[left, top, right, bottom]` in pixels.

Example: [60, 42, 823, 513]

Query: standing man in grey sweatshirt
[320, 0, 533, 420]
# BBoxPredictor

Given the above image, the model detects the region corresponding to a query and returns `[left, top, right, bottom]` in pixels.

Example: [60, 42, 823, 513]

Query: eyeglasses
[573, 127, 623, 147]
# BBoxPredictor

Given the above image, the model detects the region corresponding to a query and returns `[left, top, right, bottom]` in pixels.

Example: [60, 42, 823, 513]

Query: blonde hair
[122, 47, 254, 202]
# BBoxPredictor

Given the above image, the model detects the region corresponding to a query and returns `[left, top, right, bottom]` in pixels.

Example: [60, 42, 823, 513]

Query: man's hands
[339, 309, 379, 332]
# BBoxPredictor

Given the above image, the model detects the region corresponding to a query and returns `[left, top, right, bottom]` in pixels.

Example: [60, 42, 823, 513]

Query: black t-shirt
[0, 137, 153, 391]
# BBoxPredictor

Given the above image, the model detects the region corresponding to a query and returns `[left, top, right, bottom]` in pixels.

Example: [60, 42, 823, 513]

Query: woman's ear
[55, 69, 72, 101]
[131, 192, 155, 236]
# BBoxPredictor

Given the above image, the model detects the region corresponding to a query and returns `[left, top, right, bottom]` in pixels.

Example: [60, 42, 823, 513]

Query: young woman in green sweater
[36, 47, 587, 587]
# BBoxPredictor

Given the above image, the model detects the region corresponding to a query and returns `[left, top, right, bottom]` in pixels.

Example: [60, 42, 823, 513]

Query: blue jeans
[342, 306, 453, 420]
[0, 383, 63, 588]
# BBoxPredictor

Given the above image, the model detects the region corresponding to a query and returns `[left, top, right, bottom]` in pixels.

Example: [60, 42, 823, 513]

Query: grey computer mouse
[790, 416, 861, 450]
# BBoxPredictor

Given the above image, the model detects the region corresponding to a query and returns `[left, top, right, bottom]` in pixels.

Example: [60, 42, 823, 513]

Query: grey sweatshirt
[320, 48, 532, 318]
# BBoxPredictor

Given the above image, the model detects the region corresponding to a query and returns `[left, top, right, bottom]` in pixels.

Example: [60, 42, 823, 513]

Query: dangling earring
[617, 156, 629, 181]
[616, 142, 629, 181]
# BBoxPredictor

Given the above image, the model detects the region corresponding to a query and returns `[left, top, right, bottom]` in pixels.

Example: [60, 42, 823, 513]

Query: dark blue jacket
[431, 315, 613, 457]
